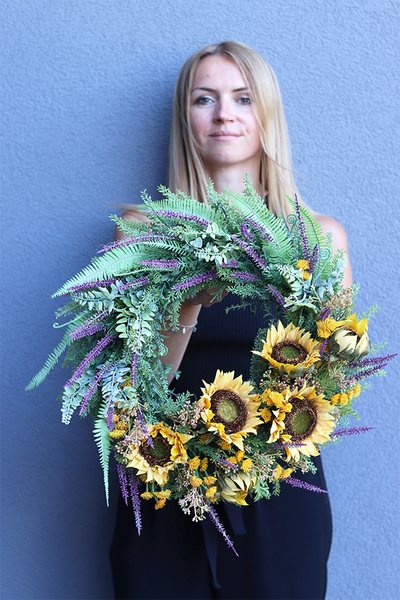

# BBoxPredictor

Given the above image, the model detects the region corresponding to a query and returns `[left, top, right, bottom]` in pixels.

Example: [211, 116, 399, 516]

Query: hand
[187, 287, 229, 308]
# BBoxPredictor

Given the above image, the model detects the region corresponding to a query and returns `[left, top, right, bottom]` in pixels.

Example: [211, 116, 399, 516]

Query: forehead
[192, 54, 248, 89]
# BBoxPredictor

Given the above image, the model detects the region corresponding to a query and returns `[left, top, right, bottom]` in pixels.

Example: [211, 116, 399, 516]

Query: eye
[194, 96, 214, 105]
[238, 96, 251, 105]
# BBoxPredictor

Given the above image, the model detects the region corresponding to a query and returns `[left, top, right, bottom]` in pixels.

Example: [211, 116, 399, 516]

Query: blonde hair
[169, 41, 301, 217]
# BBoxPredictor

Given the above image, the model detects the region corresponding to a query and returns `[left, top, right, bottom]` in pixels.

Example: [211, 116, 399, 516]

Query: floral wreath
[27, 179, 394, 550]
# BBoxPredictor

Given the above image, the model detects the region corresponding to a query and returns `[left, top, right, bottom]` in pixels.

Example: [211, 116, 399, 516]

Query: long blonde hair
[169, 41, 301, 217]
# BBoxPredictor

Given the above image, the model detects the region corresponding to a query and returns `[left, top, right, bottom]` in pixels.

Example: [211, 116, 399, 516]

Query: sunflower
[328, 312, 369, 360]
[198, 370, 262, 450]
[218, 471, 257, 505]
[253, 322, 320, 378]
[266, 385, 335, 461]
[126, 422, 192, 486]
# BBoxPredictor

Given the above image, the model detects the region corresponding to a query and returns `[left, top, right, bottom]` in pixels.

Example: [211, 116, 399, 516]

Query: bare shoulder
[114, 207, 149, 241]
[313, 213, 349, 251]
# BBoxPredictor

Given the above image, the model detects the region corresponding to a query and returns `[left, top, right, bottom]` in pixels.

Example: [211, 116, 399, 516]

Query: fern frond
[26, 331, 73, 390]
[286, 196, 327, 251]
[93, 408, 112, 506]
[52, 246, 150, 297]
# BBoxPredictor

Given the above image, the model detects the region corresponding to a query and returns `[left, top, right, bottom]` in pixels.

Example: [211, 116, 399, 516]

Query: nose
[213, 98, 235, 123]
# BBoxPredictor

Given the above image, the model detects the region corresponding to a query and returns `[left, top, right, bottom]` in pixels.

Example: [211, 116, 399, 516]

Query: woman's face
[190, 54, 262, 173]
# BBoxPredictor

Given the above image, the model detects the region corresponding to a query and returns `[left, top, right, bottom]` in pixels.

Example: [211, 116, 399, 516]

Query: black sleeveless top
[110, 295, 332, 600]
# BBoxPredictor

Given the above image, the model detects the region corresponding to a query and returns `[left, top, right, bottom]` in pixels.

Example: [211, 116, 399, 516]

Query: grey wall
[1, 1, 399, 598]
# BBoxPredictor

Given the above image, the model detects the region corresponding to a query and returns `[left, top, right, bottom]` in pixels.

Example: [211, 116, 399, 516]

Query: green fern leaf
[93, 408, 112, 506]
[26, 331, 73, 390]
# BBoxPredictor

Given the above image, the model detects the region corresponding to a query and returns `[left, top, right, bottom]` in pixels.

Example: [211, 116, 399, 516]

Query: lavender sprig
[244, 217, 274, 243]
[127, 469, 142, 535]
[230, 271, 259, 282]
[318, 307, 332, 321]
[172, 270, 217, 291]
[208, 506, 238, 556]
[267, 285, 287, 311]
[69, 311, 108, 340]
[232, 236, 270, 273]
[219, 259, 240, 268]
[348, 353, 396, 370]
[115, 277, 149, 292]
[331, 426, 374, 438]
[116, 461, 129, 505]
[319, 339, 328, 358]
[309, 244, 319, 273]
[98, 233, 176, 254]
[217, 458, 239, 470]
[64, 279, 116, 296]
[64, 332, 114, 388]
[78, 361, 113, 415]
[284, 477, 328, 494]
[145, 209, 210, 228]
[240, 223, 253, 242]
[294, 194, 312, 262]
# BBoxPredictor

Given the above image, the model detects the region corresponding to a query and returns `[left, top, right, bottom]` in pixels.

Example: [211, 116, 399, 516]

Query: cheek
[190, 111, 209, 143]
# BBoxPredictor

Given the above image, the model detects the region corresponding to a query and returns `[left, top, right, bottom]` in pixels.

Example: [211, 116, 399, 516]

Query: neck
[203, 162, 263, 197]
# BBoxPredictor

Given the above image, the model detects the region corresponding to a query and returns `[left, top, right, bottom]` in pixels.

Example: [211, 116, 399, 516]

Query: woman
[110, 41, 352, 600]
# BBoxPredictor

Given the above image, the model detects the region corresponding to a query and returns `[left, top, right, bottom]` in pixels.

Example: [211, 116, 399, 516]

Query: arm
[314, 214, 353, 288]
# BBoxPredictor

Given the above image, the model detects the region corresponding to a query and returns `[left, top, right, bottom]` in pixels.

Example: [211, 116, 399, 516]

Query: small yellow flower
[188, 456, 201, 471]
[108, 429, 125, 440]
[260, 407, 272, 422]
[227, 456, 238, 464]
[206, 486, 218, 500]
[140, 491, 153, 500]
[339, 393, 349, 406]
[317, 318, 343, 339]
[200, 458, 208, 472]
[296, 260, 310, 270]
[353, 384, 361, 398]
[153, 490, 172, 500]
[259, 389, 285, 407]
[116, 421, 128, 431]
[190, 476, 202, 488]
[281, 468, 292, 479]
[218, 440, 232, 450]
[203, 476, 217, 487]
[113, 414, 119, 423]
[241, 459, 253, 473]
[236, 450, 245, 462]
[330, 394, 340, 405]
[273, 464, 283, 480]
[155, 498, 166, 510]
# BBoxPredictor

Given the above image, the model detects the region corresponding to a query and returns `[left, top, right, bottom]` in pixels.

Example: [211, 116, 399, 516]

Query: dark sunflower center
[210, 389, 248, 434]
[140, 434, 171, 467]
[285, 397, 318, 441]
[271, 340, 307, 365]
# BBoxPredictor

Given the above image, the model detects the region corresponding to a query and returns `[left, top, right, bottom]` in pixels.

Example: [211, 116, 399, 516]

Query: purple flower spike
[172, 270, 217, 291]
[115, 277, 149, 292]
[64, 279, 116, 296]
[283, 477, 328, 494]
[145, 209, 210, 228]
[127, 469, 142, 535]
[65, 332, 114, 389]
[219, 259, 240, 268]
[232, 236, 270, 273]
[230, 271, 259, 282]
[267, 285, 287, 311]
[208, 506, 239, 556]
[331, 426, 374, 438]
[78, 362, 113, 415]
[98, 233, 176, 254]
[294, 194, 311, 262]
[240, 223, 253, 242]
[244, 217, 274, 243]
[309, 244, 319, 273]
[116, 462, 129, 506]
[318, 307, 332, 321]
[319, 339, 328, 358]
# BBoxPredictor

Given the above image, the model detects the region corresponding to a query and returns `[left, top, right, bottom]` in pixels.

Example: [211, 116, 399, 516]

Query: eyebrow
[191, 86, 249, 93]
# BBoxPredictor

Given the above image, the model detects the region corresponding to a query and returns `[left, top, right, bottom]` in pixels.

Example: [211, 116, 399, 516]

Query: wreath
[27, 179, 394, 549]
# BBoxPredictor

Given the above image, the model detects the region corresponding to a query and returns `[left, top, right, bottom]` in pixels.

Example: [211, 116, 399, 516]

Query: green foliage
[93, 403, 112, 506]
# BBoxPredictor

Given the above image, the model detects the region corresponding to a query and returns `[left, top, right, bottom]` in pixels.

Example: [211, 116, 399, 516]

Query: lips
[209, 131, 240, 139]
